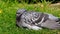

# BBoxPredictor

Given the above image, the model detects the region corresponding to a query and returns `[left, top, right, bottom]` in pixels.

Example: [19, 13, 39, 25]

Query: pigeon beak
[16, 14, 21, 17]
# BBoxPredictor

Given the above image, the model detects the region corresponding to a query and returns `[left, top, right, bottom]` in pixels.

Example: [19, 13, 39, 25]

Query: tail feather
[41, 19, 60, 29]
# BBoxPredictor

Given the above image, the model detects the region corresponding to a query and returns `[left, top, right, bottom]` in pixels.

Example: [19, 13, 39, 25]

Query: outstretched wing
[21, 11, 49, 25]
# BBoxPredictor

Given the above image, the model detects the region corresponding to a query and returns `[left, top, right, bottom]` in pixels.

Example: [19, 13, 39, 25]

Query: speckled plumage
[16, 9, 60, 30]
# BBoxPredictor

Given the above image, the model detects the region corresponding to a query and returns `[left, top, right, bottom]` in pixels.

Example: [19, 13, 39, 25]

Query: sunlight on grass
[0, 9, 2, 13]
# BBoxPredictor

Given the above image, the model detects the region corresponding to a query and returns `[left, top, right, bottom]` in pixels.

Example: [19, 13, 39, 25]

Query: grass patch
[0, 0, 60, 34]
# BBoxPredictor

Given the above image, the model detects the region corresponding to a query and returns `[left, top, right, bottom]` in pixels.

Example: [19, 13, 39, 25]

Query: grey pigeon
[16, 9, 60, 30]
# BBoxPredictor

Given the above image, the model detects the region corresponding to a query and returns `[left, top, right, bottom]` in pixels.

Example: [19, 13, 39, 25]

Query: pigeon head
[16, 9, 27, 17]
[16, 9, 27, 22]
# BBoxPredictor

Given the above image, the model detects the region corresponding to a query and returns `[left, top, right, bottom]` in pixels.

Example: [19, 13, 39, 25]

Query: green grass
[0, 0, 60, 34]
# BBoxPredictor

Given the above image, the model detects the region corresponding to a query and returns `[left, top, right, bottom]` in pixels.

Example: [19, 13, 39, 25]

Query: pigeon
[16, 9, 60, 30]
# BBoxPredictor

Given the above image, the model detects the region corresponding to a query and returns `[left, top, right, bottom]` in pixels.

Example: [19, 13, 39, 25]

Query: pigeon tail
[41, 19, 60, 29]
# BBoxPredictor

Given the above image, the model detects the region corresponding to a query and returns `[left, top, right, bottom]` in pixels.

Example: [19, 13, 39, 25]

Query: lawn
[0, 0, 60, 34]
